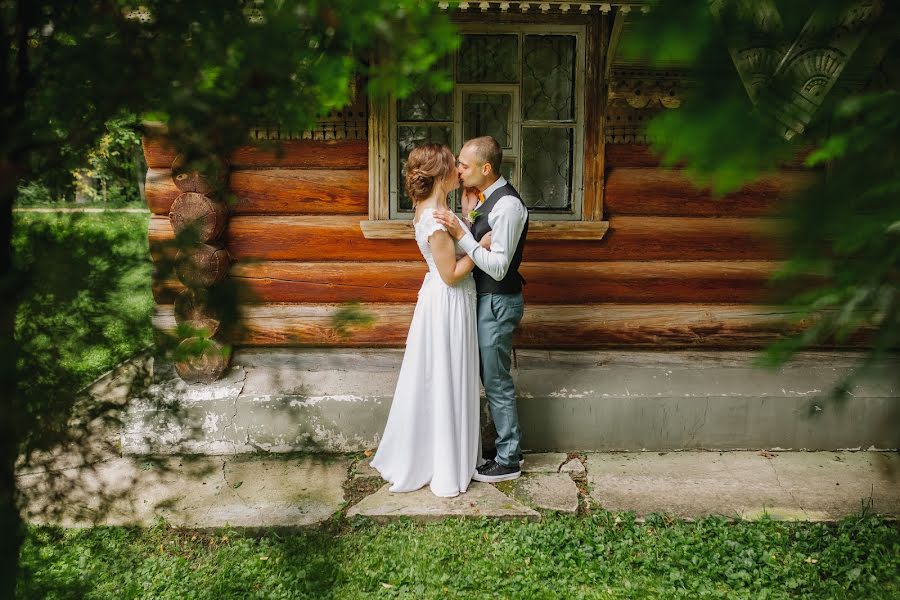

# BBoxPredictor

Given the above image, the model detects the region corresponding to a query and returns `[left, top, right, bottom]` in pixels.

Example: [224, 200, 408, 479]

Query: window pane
[523, 35, 576, 121]
[464, 93, 512, 148]
[397, 126, 452, 212]
[501, 158, 516, 188]
[459, 35, 518, 83]
[398, 57, 452, 121]
[521, 128, 573, 211]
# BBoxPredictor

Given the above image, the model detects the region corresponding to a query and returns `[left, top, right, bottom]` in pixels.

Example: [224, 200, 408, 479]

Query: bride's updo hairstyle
[404, 143, 456, 203]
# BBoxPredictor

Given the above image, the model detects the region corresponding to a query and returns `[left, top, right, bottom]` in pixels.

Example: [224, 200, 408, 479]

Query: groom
[434, 136, 529, 483]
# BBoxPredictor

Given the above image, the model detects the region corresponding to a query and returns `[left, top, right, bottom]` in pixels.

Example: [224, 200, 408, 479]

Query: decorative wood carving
[437, 1, 644, 14]
[710, 0, 883, 140]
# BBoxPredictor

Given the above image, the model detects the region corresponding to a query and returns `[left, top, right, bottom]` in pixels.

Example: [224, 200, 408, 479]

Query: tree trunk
[0, 161, 23, 600]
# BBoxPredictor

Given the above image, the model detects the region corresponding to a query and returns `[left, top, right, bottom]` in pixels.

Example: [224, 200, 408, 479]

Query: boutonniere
[468, 209, 481, 222]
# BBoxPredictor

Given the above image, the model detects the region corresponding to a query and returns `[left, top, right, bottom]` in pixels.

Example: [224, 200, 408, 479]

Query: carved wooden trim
[605, 105, 659, 144]
[435, 1, 651, 14]
[711, 0, 883, 140]
[607, 68, 688, 109]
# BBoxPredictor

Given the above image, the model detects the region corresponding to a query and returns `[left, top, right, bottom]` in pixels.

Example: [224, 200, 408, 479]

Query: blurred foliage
[1, 1, 459, 596]
[72, 116, 145, 205]
[12, 211, 153, 451]
[622, 0, 900, 387]
[15, 116, 145, 206]
[332, 301, 377, 339]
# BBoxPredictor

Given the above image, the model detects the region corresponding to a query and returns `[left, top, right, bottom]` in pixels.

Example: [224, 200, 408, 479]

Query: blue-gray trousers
[477, 292, 525, 468]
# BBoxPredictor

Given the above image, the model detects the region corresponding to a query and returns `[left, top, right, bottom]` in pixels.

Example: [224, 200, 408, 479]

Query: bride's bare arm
[453, 231, 492, 272]
[432, 230, 493, 285]
[430, 230, 475, 285]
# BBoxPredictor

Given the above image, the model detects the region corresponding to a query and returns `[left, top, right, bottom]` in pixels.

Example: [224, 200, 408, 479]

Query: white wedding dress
[370, 208, 481, 497]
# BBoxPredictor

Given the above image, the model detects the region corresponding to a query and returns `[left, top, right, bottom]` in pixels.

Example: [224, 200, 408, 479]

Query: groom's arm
[456, 197, 527, 281]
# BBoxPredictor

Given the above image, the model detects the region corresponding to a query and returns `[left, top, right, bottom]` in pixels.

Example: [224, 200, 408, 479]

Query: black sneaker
[479, 453, 525, 468]
[473, 459, 521, 483]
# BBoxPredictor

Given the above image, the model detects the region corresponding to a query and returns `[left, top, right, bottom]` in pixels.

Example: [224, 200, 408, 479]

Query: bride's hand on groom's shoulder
[433, 208, 465, 241]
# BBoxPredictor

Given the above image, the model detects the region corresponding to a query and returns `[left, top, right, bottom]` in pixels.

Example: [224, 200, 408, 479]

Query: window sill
[359, 219, 609, 241]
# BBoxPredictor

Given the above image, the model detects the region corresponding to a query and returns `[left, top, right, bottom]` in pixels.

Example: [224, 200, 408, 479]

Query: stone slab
[521, 453, 567, 473]
[508, 474, 579, 514]
[587, 451, 900, 521]
[347, 482, 540, 522]
[18, 455, 350, 528]
[352, 458, 383, 479]
[561, 458, 586, 475]
[759, 451, 900, 520]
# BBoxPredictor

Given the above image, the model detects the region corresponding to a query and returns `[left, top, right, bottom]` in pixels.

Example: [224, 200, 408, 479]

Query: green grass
[17, 512, 900, 599]
[13, 210, 154, 393]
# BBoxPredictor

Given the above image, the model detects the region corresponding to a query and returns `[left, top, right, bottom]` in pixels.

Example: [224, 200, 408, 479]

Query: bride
[370, 143, 491, 497]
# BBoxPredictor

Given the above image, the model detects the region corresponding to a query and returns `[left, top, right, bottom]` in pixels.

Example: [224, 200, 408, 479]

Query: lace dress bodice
[413, 208, 476, 302]
[414, 208, 467, 273]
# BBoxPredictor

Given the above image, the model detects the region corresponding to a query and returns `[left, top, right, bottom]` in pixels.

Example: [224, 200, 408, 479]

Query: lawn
[18, 512, 900, 599]
[13, 210, 154, 394]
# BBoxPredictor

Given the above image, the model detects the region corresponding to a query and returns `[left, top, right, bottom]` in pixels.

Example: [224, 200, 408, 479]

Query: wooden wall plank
[154, 303, 816, 348]
[146, 168, 368, 215]
[229, 140, 368, 169]
[605, 144, 815, 170]
[605, 144, 663, 168]
[145, 169, 181, 214]
[142, 136, 178, 168]
[214, 260, 782, 305]
[148, 214, 785, 262]
[604, 168, 816, 217]
[152, 260, 791, 305]
[142, 138, 368, 169]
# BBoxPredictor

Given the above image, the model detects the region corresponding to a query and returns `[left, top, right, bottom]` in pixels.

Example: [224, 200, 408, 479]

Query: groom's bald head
[462, 136, 502, 178]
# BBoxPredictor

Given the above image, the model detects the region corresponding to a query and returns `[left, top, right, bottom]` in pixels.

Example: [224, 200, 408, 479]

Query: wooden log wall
[145, 138, 825, 349]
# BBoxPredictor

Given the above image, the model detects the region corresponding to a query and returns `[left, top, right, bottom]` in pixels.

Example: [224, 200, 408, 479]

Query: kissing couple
[371, 135, 529, 497]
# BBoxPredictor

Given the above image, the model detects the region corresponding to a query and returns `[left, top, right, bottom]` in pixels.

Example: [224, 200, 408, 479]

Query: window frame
[361, 12, 608, 241]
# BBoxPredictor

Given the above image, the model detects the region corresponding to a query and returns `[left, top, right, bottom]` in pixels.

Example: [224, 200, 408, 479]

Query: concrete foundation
[122, 349, 899, 455]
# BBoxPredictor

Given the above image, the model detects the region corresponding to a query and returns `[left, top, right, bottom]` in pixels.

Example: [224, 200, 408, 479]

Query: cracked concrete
[17, 451, 899, 527]
[18, 455, 349, 528]
[767, 455, 809, 519]
[348, 482, 541, 522]
[588, 451, 900, 521]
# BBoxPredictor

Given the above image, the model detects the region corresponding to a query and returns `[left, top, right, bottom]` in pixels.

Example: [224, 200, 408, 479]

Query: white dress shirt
[458, 176, 528, 282]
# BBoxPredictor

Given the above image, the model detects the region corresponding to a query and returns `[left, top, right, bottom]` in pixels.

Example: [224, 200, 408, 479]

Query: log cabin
[128, 0, 898, 455]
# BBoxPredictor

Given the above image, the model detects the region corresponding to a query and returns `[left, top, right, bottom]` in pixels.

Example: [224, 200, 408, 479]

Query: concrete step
[120, 349, 899, 454]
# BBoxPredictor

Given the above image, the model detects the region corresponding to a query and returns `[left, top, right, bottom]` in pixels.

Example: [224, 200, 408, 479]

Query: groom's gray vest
[470, 181, 529, 294]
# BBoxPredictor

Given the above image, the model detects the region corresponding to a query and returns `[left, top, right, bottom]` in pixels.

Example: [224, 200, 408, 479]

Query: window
[362, 19, 608, 240]
[392, 26, 584, 220]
